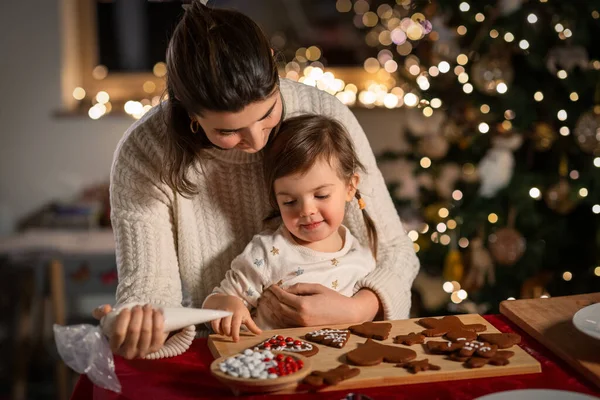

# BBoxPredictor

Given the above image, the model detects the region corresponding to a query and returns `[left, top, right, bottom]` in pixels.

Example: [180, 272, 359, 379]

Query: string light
[443, 281, 455, 293]
[459, 2, 470, 12]
[336, 0, 352, 12]
[480, 104, 490, 114]
[420, 157, 432, 168]
[429, 66, 440, 76]
[413, 243, 420, 252]
[408, 230, 419, 241]
[496, 82, 508, 93]
[570, 170, 579, 179]
[438, 61, 450, 73]
[555, 23, 564, 32]
[579, 188, 588, 197]
[529, 187, 541, 199]
[488, 213, 498, 223]
[519, 40, 529, 50]
[490, 29, 499, 38]
[436, 222, 447, 233]
[463, 83, 474, 93]
[457, 290, 468, 300]
[478, 122, 490, 133]
[562, 271, 572, 281]
[570, 92, 579, 101]
[534, 91, 544, 101]
[507, 297, 516, 300]
[451, 292, 462, 304]
[431, 98, 442, 108]
[557, 70, 568, 79]
[452, 190, 463, 201]
[527, 13, 538, 23]
[475, 13, 485, 22]
[95, 91, 109, 104]
[152, 62, 167, 77]
[458, 238, 469, 248]
[457, 54, 469, 65]
[557, 110, 567, 121]
[438, 208, 449, 218]
[440, 234, 451, 245]
[404, 93, 419, 107]
[560, 126, 570, 136]
[504, 32, 515, 42]
[72, 87, 86, 100]
[447, 220, 457, 229]
[594, 266, 600, 276]
[594, 157, 600, 167]
[593, 205, 600, 214]
[457, 25, 467, 35]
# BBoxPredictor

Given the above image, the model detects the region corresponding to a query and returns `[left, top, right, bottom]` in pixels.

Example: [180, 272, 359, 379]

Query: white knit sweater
[110, 78, 420, 337]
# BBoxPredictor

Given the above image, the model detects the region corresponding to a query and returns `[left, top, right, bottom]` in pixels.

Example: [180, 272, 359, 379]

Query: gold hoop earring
[190, 120, 199, 133]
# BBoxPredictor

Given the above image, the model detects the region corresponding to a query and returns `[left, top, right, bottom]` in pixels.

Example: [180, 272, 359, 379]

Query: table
[70, 315, 600, 400]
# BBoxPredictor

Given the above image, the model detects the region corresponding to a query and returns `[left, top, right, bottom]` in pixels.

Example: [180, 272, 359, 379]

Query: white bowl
[572, 303, 600, 340]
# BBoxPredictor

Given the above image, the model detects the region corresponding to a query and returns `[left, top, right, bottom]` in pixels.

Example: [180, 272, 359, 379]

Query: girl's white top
[110, 78, 420, 339]
[206, 225, 376, 329]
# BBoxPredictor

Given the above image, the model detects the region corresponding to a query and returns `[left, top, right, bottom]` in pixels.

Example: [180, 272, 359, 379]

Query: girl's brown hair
[162, 1, 279, 196]
[263, 115, 378, 259]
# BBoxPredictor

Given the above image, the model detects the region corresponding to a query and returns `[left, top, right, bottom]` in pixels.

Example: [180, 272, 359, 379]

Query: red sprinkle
[276, 335, 284, 341]
[268, 367, 277, 374]
[275, 354, 285, 361]
[293, 340, 302, 346]
[285, 337, 294, 342]
[263, 357, 271, 362]
[297, 360, 304, 367]
[268, 339, 277, 345]
[285, 356, 294, 364]
[263, 344, 271, 349]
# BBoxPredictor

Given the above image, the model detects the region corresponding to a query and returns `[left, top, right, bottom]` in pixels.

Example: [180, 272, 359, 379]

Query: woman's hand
[257, 283, 379, 327]
[92, 304, 169, 360]
[203, 294, 262, 342]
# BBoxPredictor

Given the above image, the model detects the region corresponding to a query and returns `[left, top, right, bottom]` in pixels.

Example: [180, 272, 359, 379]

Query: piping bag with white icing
[53, 303, 232, 393]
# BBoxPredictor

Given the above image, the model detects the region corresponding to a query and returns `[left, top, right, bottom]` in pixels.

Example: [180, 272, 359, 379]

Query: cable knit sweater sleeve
[320, 92, 420, 320]
[110, 112, 182, 308]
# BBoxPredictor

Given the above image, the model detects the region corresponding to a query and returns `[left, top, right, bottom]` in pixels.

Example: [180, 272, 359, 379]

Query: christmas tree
[359, 0, 600, 315]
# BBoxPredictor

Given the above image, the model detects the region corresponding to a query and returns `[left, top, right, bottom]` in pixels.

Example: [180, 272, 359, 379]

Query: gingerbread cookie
[445, 329, 478, 342]
[305, 328, 350, 349]
[348, 321, 392, 340]
[251, 335, 319, 357]
[398, 359, 441, 374]
[346, 339, 417, 366]
[466, 351, 515, 368]
[393, 332, 425, 346]
[477, 333, 521, 349]
[457, 341, 498, 359]
[303, 364, 360, 386]
[426, 340, 465, 354]
[418, 316, 487, 337]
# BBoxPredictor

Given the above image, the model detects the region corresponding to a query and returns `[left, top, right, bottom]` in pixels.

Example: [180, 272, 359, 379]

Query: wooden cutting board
[208, 314, 540, 393]
[500, 292, 600, 388]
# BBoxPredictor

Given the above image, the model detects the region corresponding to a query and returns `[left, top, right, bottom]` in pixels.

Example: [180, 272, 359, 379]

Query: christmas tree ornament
[430, 15, 460, 62]
[472, 55, 514, 95]
[463, 237, 496, 292]
[443, 248, 465, 282]
[546, 45, 589, 74]
[477, 134, 523, 197]
[418, 134, 450, 159]
[573, 108, 600, 154]
[520, 271, 552, 299]
[488, 227, 526, 266]
[544, 179, 577, 214]
[531, 122, 557, 152]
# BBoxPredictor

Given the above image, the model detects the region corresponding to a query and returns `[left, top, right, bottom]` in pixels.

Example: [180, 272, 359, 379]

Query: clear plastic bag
[53, 324, 121, 393]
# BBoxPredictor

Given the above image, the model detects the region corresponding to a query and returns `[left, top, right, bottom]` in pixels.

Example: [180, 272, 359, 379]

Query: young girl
[203, 115, 379, 341]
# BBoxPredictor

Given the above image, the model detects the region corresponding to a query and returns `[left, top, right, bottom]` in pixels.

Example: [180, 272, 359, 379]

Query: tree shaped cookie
[346, 339, 417, 366]
[303, 364, 360, 386]
[394, 332, 426, 346]
[418, 316, 487, 338]
[477, 333, 521, 349]
[397, 359, 441, 374]
[305, 328, 350, 349]
[348, 321, 392, 340]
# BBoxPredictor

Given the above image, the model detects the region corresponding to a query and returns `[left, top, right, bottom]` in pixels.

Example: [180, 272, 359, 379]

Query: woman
[95, 1, 419, 360]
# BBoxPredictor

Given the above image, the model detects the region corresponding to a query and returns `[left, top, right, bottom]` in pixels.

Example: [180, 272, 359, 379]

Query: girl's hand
[258, 283, 367, 327]
[92, 304, 168, 360]
[203, 295, 262, 341]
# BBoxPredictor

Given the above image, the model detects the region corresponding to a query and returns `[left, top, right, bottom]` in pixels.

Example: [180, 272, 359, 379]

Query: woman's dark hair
[263, 115, 379, 259]
[162, 1, 279, 196]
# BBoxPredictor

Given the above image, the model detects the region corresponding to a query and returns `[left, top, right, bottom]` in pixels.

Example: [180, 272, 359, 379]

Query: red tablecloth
[71, 315, 600, 400]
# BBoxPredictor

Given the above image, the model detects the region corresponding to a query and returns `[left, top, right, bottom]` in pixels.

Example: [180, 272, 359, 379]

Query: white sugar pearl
[241, 371, 250, 379]
[255, 363, 265, 372]
[259, 371, 268, 379]
[228, 371, 239, 378]
[225, 357, 235, 365]
[243, 349, 253, 356]
[241, 366, 250, 375]
[268, 373, 278, 379]
[251, 370, 260, 378]
[219, 364, 227, 373]
[253, 352, 263, 359]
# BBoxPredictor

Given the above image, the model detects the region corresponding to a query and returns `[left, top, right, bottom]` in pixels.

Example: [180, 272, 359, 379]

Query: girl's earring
[190, 120, 200, 133]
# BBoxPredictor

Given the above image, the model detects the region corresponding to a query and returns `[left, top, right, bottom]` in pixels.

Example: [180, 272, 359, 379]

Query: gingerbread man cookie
[426, 340, 465, 354]
[418, 316, 487, 338]
[477, 333, 521, 349]
[348, 321, 392, 340]
[251, 335, 319, 357]
[305, 328, 350, 349]
[346, 339, 417, 366]
[466, 351, 515, 368]
[303, 364, 360, 386]
[457, 341, 498, 358]
[393, 332, 426, 346]
[398, 359, 441, 374]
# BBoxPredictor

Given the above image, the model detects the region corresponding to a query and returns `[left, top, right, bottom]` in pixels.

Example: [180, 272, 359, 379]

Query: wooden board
[208, 314, 540, 393]
[500, 293, 600, 388]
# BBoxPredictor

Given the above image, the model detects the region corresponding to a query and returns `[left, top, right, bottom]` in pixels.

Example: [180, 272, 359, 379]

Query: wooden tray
[208, 314, 540, 393]
[500, 293, 600, 388]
